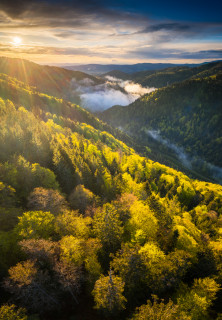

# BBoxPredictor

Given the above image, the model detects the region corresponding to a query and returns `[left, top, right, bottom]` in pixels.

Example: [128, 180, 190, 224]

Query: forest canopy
[0, 69, 222, 320]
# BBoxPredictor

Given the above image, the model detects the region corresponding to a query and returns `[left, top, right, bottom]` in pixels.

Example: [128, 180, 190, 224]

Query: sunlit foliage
[92, 270, 127, 316]
[0, 71, 222, 319]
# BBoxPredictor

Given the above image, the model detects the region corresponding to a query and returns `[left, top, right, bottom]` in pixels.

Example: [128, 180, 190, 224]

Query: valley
[0, 57, 222, 320]
[100, 64, 222, 184]
[1, 0, 222, 318]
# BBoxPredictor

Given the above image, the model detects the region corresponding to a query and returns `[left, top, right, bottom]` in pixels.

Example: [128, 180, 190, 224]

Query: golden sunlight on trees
[176, 278, 220, 320]
[55, 210, 92, 238]
[0, 304, 27, 320]
[128, 201, 158, 244]
[0, 69, 222, 319]
[92, 270, 127, 316]
[130, 295, 187, 320]
[17, 211, 55, 239]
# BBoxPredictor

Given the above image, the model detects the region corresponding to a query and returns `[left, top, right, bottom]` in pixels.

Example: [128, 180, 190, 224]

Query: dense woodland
[0, 62, 222, 319]
[131, 61, 222, 88]
[101, 73, 222, 182]
[103, 61, 222, 88]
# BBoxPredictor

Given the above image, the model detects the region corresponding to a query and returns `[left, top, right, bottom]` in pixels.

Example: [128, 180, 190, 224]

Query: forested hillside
[102, 70, 132, 80]
[0, 72, 222, 320]
[0, 72, 134, 145]
[131, 61, 222, 88]
[100, 74, 222, 183]
[103, 61, 222, 88]
[0, 57, 104, 103]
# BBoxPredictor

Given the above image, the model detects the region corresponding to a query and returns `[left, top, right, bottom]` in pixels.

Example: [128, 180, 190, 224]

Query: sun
[12, 36, 22, 46]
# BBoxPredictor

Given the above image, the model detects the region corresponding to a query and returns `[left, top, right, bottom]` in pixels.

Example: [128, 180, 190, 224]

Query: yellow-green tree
[0, 304, 27, 320]
[55, 210, 92, 238]
[16, 211, 55, 239]
[92, 270, 126, 316]
[127, 200, 158, 244]
[130, 296, 188, 320]
[177, 277, 220, 320]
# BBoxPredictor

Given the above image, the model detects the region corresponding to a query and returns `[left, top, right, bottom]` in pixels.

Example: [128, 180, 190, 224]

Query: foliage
[128, 200, 158, 244]
[0, 304, 27, 320]
[130, 295, 187, 320]
[27, 187, 68, 215]
[68, 184, 99, 213]
[0, 63, 222, 319]
[92, 270, 126, 316]
[16, 211, 55, 239]
[93, 203, 124, 252]
[55, 210, 92, 238]
[177, 277, 220, 320]
[101, 73, 222, 182]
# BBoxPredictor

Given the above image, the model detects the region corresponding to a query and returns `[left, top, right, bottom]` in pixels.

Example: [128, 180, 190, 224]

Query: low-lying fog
[70, 76, 156, 112]
[147, 130, 222, 184]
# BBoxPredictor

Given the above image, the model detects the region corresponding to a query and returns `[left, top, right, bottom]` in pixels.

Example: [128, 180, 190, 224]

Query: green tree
[55, 210, 92, 238]
[0, 181, 17, 207]
[16, 211, 55, 239]
[130, 296, 188, 320]
[127, 200, 158, 244]
[92, 270, 126, 316]
[68, 184, 98, 213]
[177, 277, 220, 320]
[0, 231, 22, 277]
[93, 203, 124, 252]
[0, 304, 27, 320]
[60, 236, 85, 266]
[111, 243, 148, 305]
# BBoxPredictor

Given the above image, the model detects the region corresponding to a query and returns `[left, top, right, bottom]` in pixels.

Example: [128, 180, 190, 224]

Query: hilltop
[0, 56, 104, 104]
[103, 61, 222, 88]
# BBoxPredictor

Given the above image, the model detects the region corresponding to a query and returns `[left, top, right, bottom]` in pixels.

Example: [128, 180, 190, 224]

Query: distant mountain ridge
[65, 62, 199, 75]
[130, 61, 222, 88]
[102, 61, 222, 88]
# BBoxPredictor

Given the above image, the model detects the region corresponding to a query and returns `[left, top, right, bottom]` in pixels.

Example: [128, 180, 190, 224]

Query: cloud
[0, 0, 146, 30]
[0, 0, 102, 19]
[70, 76, 156, 112]
[105, 76, 155, 96]
[177, 50, 222, 59]
[0, 42, 110, 57]
[128, 47, 222, 60]
[0, 0, 31, 17]
[137, 22, 191, 34]
[111, 21, 222, 46]
[0, 0, 221, 64]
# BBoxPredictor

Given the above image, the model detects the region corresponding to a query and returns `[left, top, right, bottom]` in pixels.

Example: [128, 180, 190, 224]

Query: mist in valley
[147, 130, 222, 184]
[69, 76, 156, 112]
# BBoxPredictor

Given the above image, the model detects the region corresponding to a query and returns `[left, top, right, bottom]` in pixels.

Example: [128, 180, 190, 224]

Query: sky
[0, 0, 222, 65]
